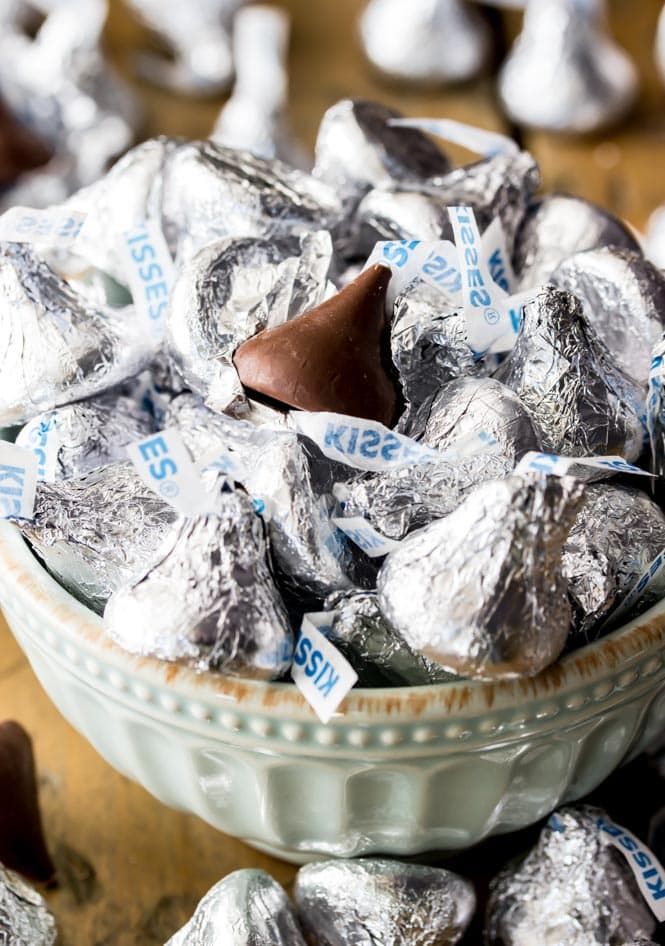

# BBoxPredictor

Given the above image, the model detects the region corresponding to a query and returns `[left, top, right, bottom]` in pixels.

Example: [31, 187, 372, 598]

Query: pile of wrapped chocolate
[2, 97, 665, 697]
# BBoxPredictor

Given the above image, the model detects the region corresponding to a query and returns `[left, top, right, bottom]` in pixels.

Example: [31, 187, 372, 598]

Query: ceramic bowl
[2, 520, 665, 864]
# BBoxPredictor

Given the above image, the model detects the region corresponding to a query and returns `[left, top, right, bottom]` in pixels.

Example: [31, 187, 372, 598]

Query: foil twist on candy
[167, 869, 306, 946]
[499, 0, 638, 134]
[167, 230, 332, 413]
[0, 0, 137, 208]
[16, 389, 155, 481]
[562, 484, 665, 643]
[340, 378, 542, 542]
[0, 863, 57, 946]
[160, 141, 343, 264]
[17, 463, 177, 613]
[513, 194, 641, 290]
[359, 0, 491, 86]
[313, 99, 450, 210]
[485, 807, 656, 946]
[325, 590, 454, 686]
[494, 286, 645, 460]
[550, 247, 665, 386]
[355, 149, 539, 257]
[212, 5, 305, 168]
[0, 243, 157, 427]
[105, 486, 293, 679]
[377, 473, 584, 680]
[294, 858, 476, 946]
[166, 394, 352, 602]
[125, 0, 244, 95]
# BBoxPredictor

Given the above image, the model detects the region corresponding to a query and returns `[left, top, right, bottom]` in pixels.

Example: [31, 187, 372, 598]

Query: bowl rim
[2, 519, 665, 725]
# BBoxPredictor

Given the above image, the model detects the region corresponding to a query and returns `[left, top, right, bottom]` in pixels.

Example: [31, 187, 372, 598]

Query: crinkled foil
[355, 150, 539, 256]
[486, 807, 656, 946]
[377, 473, 584, 680]
[166, 394, 352, 601]
[391, 280, 475, 419]
[499, 0, 637, 134]
[62, 136, 178, 286]
[340, 378, 542, 541]
[18, 463, 177, 613]
[0, 863, 56, 946]
[325, 590, 454, 686]
[105, 487, 293, 679]
[494, 286, 645, 460]
[125, 0, 244, 95]
[168, 870, 306, 946]
[563, 483, 665, 643]
[513, 194, 641, 289]
[294, 858, 476, 946]
[359, 0, 490, 85]
[550, 246, 665, 386]
[413, 377, 543, 458]
[167, 230, 332, 413]
[160, 141, 343, 263]
[0, 0, 137, 209]
[212, 6, 305, 168]
[16, 390, 155, 480]
[354, 188, 454, 257]
[0, 243, 157, 427]
[313, 99, 450, 210]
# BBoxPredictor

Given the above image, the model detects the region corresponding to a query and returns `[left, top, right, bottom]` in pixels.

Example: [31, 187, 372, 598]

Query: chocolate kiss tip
[0, 720, 55, 883]
[233, 264, 398, 426]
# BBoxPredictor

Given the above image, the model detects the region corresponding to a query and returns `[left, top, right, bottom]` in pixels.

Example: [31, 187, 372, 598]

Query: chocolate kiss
[233, 264, 398, 425]
[0, 721, 55, 882]
[0, 99, 52, 188]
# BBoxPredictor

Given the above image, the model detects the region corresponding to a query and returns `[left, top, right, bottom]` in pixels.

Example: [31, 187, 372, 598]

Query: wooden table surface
[2, 1, 665, 942]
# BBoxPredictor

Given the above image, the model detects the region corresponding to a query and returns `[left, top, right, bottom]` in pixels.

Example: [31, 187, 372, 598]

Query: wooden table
[2, 0, 665, 941]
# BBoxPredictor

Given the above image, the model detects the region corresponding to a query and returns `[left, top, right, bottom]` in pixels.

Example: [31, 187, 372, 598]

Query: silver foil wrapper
[294, 857, 476, 946]
[355, 149, 539, 257]
[160, 141, 343, 264]
[513, 194, 641, 289]
[66, 137, 341, 282]
[359, 0, 491, 85]
[0, 863, 57, 946]
[550, 247, 665, 386]
[326, 590, 454, 686]
[211, 6, 305, 168]
[486, 807, 656, 946]
[563, 483, 665, 642]
[0, 0, 137, 208]
[377, 473, 584, 680]
[18, 463, 177, 613]
[340, 378, 542, 541]
[166, 230, 332, 412]
[391, 279, 476, 418]
[16, 389, 155, 481]
[126, 0, 243, 95]
[646, 204, 665, 270]
[313, 99, 450, 210]
[0, 242, 156, 427]
[167, 869, 306, 946]
[165, 394, 352, 601]
[499, 0, 638, 133]
[494, 286, 645, 460]
[105, 486, 293, 679]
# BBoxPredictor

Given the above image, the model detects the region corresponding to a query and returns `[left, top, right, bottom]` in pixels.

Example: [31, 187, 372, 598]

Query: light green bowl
[1, 520, 665, 864]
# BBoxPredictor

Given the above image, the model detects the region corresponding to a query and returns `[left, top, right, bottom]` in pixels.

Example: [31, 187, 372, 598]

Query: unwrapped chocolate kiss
[233, 264, 398, 425]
